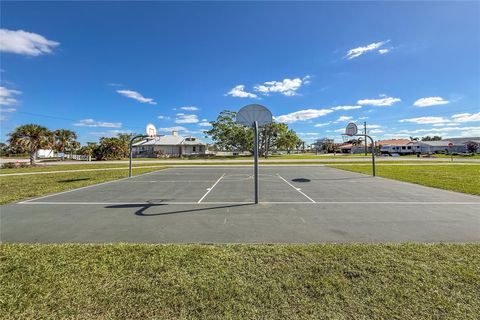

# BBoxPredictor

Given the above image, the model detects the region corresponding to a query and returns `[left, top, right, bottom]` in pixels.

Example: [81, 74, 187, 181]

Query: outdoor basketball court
[2, 165, 479, 243]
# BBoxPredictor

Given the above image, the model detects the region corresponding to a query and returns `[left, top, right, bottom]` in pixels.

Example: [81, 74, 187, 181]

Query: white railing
[64, 154, 91, 161]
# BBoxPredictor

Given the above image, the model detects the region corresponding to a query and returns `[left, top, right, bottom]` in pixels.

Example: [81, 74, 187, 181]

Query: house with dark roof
[132, 130, 207, 158]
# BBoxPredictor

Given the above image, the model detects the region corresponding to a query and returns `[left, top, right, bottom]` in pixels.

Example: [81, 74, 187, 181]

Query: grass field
[0, 166, 164, 204]
[1, 243, 478, 319]
[330, 164, 480, 195]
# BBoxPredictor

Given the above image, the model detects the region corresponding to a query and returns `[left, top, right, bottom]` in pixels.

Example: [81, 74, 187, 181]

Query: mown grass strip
[0, 167, 165, 204]
[0, 243, 478, 320]
[329, 164, 480, 195]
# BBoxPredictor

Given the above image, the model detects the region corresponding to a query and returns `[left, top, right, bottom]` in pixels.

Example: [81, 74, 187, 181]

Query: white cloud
[334, 116, 353, 123]
[254, 77, 307, 96]
[314, 122, 331, 127]
[180, 106, 199, 111]
[399, 112, 480, 125]
[370, 129, 384, 134]
[298, 132, 319, 136]
[413, 97, 449, 107]
[366, 124, 382, 129]
[331, 105, 362, 111]
[275, 108, 333, 123]
[74, 119, 122, 128]
[358, 116, 368, 120]
[158, 126, 187, 132]
[225, 85, 258, 98]
[0, 107, 16, 112]
[0, 106, 16, 121]
[89, 129, 133, 137]
[0, 29, 59, 56]
[451, 112, 480, 123]
[198, 121, 212, 127]
[116, 89, 157, 105]
[345, 40, 390, 60]
[378, 49, 390, 54]
[357, 95, 401, 107]
[157, 115, 170, 120]
[0, 86, 21, 105]
[432, 123, 457, 127]
[399, 116, 449, 124]
[175, 113, 199, 124]
[392, 126, 480, 135]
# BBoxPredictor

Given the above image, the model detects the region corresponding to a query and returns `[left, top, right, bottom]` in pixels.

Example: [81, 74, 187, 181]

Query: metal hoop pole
[129, 134, 149, 177]
[351, 134, 375, 177]
[364, 134, 376, 177]
[253, 121, 259, 204]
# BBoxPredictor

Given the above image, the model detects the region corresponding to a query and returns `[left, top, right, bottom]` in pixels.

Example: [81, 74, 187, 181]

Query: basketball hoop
[345, 122, 358, 136]
[145, 123, 157, 139]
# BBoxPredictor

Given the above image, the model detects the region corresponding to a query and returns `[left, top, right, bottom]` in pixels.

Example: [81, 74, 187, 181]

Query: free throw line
[276, 174, 316, 203]
[197, 173, 226, 203]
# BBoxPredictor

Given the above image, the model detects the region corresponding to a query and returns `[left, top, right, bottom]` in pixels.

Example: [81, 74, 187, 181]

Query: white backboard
[345, 122, 358, 136]
[145, 123, 157, 137]
[236, 104, 273, 126]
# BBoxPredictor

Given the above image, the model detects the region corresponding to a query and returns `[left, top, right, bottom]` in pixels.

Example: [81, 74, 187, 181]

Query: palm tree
[53, 129, 78, 160]
[8, 124, 52, 165]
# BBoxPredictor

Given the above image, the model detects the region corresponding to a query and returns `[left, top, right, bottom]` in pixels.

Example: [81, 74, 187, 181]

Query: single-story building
[377, 139, 412, 155]
[132, 130, 207, 158]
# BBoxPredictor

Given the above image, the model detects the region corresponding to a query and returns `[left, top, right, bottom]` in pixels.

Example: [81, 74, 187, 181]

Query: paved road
[2, 166, 479, 243]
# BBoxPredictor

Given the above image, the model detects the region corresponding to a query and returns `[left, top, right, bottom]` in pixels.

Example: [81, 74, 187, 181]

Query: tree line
[205, 110, 303, 158]
[2, 124, 133, 165]
[2, 110, 303, 165]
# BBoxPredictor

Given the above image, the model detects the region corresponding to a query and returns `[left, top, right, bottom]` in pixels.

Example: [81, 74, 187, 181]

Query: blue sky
[1, 1, 479, 144]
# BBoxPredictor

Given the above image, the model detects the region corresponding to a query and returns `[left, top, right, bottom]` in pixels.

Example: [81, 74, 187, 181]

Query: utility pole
[364, 122, 367, 156]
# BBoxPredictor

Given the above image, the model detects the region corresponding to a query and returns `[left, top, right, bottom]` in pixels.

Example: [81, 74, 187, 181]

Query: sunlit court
[3, 165, 479, 243]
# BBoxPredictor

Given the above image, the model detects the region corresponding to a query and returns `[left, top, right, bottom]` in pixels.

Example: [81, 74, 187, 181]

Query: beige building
[132, 130, 207, 158]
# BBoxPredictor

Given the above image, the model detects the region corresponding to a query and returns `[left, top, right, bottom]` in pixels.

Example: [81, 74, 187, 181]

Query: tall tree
[421, 136, 442, 141]
[276, 129, 300, 154]
[8, 124, 52, 165]
[53, 129, 78, 160]
[116, 133, 133, 158]
[259, 122, 288, 158]
[206, 110, 253, 152]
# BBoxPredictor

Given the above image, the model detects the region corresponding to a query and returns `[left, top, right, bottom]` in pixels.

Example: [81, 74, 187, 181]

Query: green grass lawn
[1, 243, 478, 319]
[329, 164, 480, 195]
[0, 162, 169, 174]
[0, 166, 164, 204]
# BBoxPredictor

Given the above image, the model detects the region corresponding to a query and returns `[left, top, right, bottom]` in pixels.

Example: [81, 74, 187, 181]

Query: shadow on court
[58, 178, 91, 183]
[105, 202, 253, 216]
[292, 176, 371, 182]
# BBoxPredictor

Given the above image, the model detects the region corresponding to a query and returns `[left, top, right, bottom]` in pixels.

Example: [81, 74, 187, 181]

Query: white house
[36, 149, 56, 158]
[377, 139, 413, 155]
[132, 130, 207, 158]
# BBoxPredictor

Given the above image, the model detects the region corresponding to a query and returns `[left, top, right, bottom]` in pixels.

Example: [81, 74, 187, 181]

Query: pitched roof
[376, 139, 411, 146]
[133, 135, 206, 146]
[414, 140, 451, 147]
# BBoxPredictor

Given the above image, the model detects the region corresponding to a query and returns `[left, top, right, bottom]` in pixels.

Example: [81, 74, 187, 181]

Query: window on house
[402, 146, 406, 150]
[407, 146, 411, 150]
[193, 146, 196, 152]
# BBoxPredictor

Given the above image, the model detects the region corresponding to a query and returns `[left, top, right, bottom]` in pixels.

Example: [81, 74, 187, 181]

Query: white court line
[0, 165, 169, 177]
[276, 174, 316, 203]
[126, 180, 216, 183]
[17, 167, 173, 204]
[18, 201, 480, 205]
[197, 173, 226, 203]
